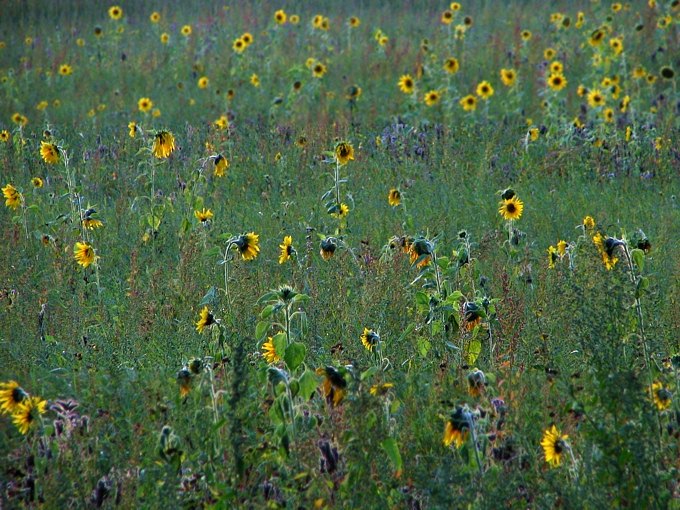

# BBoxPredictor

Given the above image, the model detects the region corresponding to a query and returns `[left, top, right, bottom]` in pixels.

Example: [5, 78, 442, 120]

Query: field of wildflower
[1, 1, 679, 508]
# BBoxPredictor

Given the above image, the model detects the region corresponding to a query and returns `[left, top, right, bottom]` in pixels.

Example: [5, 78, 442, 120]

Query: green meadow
[1, 1, 679, 508]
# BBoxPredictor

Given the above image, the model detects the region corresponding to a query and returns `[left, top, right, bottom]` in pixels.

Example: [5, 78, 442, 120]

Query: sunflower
[541, 425, 569, 467]
[0, 381, 28, 414]
[316, 366, 347, 407]
[40, 141, 60, 164]
[2, 184, 22, 209]
[0, 130, 10, 143]
[424, 90, 441, 106]
[556, 240, 567, 257]
[388, 188, 401, 207]
[441, 10, 454, 24]
[232, 38, 245, 52]
[521, 29, 532, 41]
[459, 94, 477, 111]
[360, 328, 380, 352]
[632, 66, 647, 79]
[476, 81, 494, 100]
[609, 38, 623, 55]
[550, 61, 563, 75]
[320, 237, 337, 261]
[498, 196, 524, 221]
[349, 16, 361, 27]
[289, 14, 300, 24]
[59, 64, 73, 76]
[214, 154, 228, 176]
[369, 382, 394, 396]
[241, 32, 253, 45]
[443, 407, 470, 448]
[250, 74, 260, 87]
[73, 241, 95, 268]
[312, 62, 327, 78]
[12, 396, 47, 435]
[529, 127, 539, 141]
[331, 203, 350, 219]
[651, 381, 672, 411]
[108, 5, 123, 20]
[274, 9, 286, 24]
[589, 29, 605, 46]
[160, 33, 169, 44]
[152, 131, 175, 159]
[467, 369, 486, 397]
[547, 73, 567, 91]
[500, 68, 516, 87]
[660, 66, 675, 80]
[195, 306, 216, 333]
[82, 218, 103, 230]
[138, 97, 153, 113]
[602, 108, 614, 123]
[278, 235, 294, 264]
[262, 337, 281, 364]
[150, 11, 161, 23]
[214, 115, 229, 130]
[346, 84, 362, 101]
[12, 113, 28, 126]
[31, 177, 43, 188]
[181, 25, 192, 36]
[177, 368, 192, 397]
[398, 74, 415, 94]
[197, 76, 209, 89]
[592, 232, 619, 270]
[234, 232, 260, 261]
[547, 245, 558, 269]
[587, 89, 605, 108]
[335, 141, 354, 165]
[194, 208, 213, 223]
[443, 57, 459, 74]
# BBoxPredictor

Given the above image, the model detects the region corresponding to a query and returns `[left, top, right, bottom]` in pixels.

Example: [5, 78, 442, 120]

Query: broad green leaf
[284, 342, 306, 371]
[466, 340, 482, 365]
[380, 438, 403, 476]
[297, 370, 319, 400]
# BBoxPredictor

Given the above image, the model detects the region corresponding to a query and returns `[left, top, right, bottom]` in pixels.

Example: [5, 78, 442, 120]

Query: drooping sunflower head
[346, 84, 362, 101]
[234, 232, 260, 261]
[214, 154, 229, 177]
[360, 328, 380, 352]
[547, 245, 558, 269]
[467, 369, 486, 397]
[195, 306, 216, 334]
[40, 141, 60, 164]
[12, 396, 47, 435]
[443, 406, 471, 448]
[334, 141, 354, 166]
[2, 183, 22, 209]
[463, 301, 482, 330]
[278, 236, 294, 264]
[320, 237, 337, 261]
[498, 195, 524, 221]
[540, 424, 569, 467]
[369, 382, 394, 397]
[177, 368, 192, 397]
[388, 188, 401, 207]
[152, 131, 175, 159]
[73, 241, 95, 268]
[0, 381, 29, 414]
[651, 381, 672, 411]
[315, 366, 347, 407]
[583, 216, 596, 231]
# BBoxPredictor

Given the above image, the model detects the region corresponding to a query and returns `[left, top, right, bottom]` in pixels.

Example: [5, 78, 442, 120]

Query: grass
[1, 1, 679, 508]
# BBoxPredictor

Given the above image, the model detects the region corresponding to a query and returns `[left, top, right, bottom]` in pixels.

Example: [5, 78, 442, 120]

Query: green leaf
[199, 286, 218, 307]
[417, 337, 431, 357]
[284, 342, 306, 371]
[260, 304, 275, 319]
[360, 366, 379, 381]
[255, 321, 270, 341]
[380, 438, 403, 476]
[466, 340, 482, 365]
[631, 248, 644, 272]
[272, 333, 287, 358]
[297, 370, 319, 400]
[636, 276, 650, 298]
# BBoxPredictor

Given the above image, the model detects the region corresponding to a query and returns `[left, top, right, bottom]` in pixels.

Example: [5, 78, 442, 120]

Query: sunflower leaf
[284, 342, 306, 372]
[380, 438, 403, 477]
